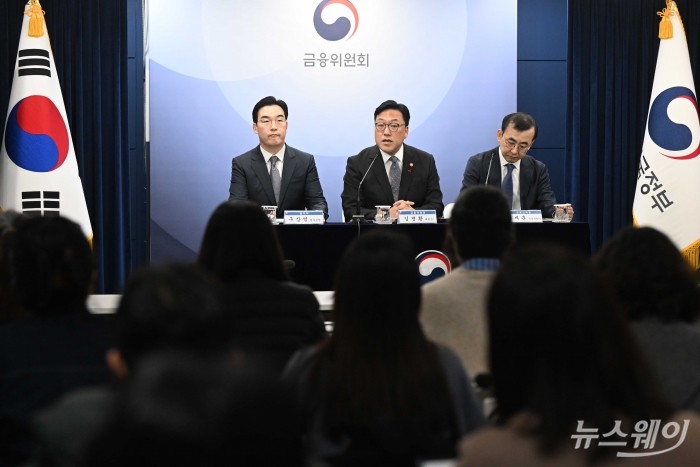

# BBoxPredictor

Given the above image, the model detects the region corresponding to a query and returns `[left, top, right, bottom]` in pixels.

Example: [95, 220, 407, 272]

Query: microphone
[351, 154, 379, 223]
[485, 153, 494, 185]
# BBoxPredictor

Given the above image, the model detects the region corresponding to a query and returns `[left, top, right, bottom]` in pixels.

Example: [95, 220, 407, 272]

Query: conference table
[276, 221, 591, 291]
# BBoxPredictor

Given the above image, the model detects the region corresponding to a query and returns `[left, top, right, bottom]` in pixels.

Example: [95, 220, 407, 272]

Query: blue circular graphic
[313, 0, 359, 41]
[648, 86, 698, 154]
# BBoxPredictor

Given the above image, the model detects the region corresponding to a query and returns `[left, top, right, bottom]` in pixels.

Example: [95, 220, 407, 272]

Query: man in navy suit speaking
[229, 96, 329, 219]
[341, 100, 444, 222]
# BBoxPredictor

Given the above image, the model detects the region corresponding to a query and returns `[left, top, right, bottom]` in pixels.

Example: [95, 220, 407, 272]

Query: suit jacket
[229, 145, 329, 218]
[460, 148, 557, 218]
[341, 144, 444, 221]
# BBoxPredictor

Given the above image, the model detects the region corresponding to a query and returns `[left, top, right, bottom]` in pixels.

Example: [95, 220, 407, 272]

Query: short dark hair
[198, 200, 288, 282]
[501, 112, 538, 140]
[374, 100, 410, 126]
[115, 263, 231, 367]
[9, 215, 94, 316]
[593, 226, 700, 323]
[449, 186, 513, 260]
[252, 96, 288, 122]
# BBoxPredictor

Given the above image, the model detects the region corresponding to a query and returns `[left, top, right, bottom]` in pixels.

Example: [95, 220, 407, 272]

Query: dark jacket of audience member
[594, 226, 700, 412]
[0, 210, 27, 325]
[284, 230, 485, 466]
[198, 200, 325, 373]
[458, 244, 700, 466]
[0, 216, 113, 466]
[83, 351, 303, 467]
[28, 263, 236, 467]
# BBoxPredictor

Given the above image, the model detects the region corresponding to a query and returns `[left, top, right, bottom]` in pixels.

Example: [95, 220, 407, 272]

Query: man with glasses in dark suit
[460, 112, 574, 220]
[341, 100, 444, 222]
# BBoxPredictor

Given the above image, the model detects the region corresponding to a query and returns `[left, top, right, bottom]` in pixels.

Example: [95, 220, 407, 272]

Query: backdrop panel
[149, 0, 517, 261]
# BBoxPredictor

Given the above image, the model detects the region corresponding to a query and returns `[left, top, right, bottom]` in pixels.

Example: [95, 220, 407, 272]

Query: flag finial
[25, 0, 45, 38]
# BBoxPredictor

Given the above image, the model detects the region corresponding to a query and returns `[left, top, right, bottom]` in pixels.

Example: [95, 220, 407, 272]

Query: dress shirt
[261, 145, 285, 178]
[381, 145, 404, 180]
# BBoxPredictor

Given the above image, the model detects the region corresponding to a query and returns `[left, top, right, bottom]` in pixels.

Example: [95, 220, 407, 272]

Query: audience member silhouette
[284, 230, 485, 465]
[83, 350, 303, 467]
[0, 216, 112, 466]
[593, 226, 700, 412]
[29, 263, 235, 467]
[198, 200, 325, 373]
[457, 244, 700, 466]
[421, 185, 513, 378]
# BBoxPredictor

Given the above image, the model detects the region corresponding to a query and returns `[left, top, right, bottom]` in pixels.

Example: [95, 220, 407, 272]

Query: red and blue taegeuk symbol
[4, 95, 69, 172]
[313, 0, 359, 41]
[648, 86, 700, 160]
[416, 250, 451, 285]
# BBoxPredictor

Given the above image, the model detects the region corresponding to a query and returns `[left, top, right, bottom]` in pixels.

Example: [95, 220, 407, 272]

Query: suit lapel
[519, 156, 534, 201]
[487, 149, 501, 187]
[399, 147, 416, 200]
[370, 148, 394, 202]
[251, 147, 276, 204]
[278, 146, 295, 205]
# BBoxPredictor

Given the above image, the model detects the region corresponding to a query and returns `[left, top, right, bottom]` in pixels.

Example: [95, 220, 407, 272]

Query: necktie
[389, 156, 401, 202]
[270, 155, 281, 204]
[502, 163, 515, 209]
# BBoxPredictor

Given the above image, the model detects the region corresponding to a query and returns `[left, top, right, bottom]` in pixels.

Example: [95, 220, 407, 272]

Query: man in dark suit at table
[460, 112, 573, 220]
[229, 96, 329, 219]
[341, 100, 444, 222]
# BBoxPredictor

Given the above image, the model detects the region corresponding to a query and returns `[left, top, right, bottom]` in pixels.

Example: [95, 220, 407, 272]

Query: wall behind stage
[149, 0, 518, 261]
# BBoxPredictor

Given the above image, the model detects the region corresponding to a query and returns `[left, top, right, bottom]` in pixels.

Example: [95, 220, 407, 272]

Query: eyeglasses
[375, 122, 406, 132]
[502, 137, 532, 152]
[257, 117, 287, 126]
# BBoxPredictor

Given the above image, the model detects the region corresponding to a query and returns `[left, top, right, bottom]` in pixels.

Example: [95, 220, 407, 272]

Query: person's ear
[106, 348, 128, 381]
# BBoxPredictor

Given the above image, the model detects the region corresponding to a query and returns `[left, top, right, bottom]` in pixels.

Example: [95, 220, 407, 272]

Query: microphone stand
[351, 155, 378, 224]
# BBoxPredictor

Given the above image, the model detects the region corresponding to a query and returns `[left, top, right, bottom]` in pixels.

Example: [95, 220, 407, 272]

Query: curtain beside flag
[632, 0, 700, 268]
[0, 0, 93, 241]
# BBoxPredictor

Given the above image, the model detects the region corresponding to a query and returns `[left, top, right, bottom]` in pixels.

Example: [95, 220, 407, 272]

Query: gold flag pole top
[25, 0, 45, 38]
[657, 0, 684, 39]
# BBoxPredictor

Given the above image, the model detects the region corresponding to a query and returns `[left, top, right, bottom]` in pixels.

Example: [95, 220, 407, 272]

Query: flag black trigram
[18, 48, 50, 77]
[21, 191, 60, 217]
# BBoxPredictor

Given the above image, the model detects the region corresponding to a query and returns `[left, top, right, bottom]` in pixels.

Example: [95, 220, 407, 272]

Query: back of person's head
[333, 229, 422, 344]
[84, 351, 303, 467]
[9, 215, 94, 316]
[0, 210, 28, 323]
[114, 263, 232, 370]
[197, 200, 287, 282]
[252, 95, 288, 122]
[317, 230, 457, 457]
[501, 112, 538, 139]
[374, 99, 411, 126]
[593, 226, 700, 323]
[488, 243, 670, 458]
[449, 186, 513, 261]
